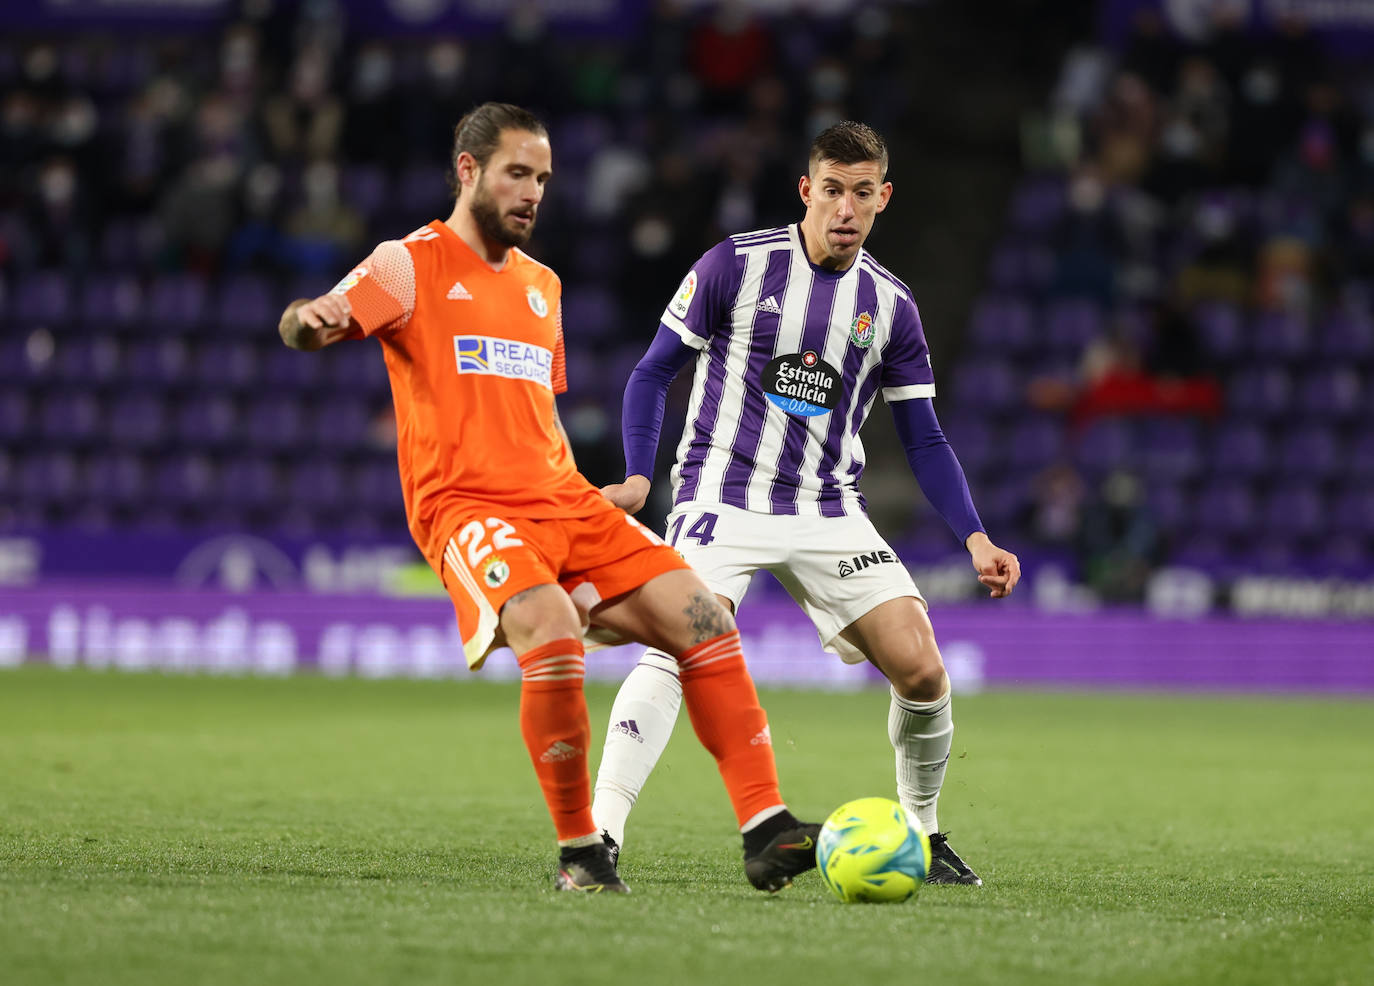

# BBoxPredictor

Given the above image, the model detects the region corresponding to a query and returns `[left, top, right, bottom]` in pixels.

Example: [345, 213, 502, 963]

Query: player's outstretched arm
[278, 295, 356, 352]
[965, 530, 1021, 599]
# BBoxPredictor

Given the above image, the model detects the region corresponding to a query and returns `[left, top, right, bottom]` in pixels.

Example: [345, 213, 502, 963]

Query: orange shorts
[435, 498, 689, 668]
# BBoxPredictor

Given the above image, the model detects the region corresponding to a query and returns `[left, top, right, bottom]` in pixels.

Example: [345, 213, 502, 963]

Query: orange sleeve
[331, 240, 416, 337]
[552, 298, 568, 396]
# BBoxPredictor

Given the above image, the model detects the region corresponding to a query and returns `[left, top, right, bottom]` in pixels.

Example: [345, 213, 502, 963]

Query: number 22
[457, 517, 523, 568]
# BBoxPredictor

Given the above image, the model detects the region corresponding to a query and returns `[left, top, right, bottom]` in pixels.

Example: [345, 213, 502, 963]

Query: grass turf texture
[1, 668, 1370, 986]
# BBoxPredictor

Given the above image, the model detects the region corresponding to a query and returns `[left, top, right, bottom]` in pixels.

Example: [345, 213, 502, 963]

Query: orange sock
[676, 630, 784, 827]
[516, 638, 596, 843]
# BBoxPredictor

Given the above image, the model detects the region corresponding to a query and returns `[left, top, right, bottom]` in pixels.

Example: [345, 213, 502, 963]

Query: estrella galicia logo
[837, 550, 899, 578]
[763, 351, 842, 417]
[454, 335, 552, 388]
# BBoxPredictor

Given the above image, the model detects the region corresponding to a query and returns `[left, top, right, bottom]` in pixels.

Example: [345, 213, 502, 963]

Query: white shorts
[665, 502, 926, 664]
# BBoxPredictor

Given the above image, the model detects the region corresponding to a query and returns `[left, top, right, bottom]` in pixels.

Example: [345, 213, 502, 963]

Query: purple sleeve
[623, 325, 698, 479]
[891, 397, 985, 544]
[879, 295, 937, 402]
[660, 239, 742, 348]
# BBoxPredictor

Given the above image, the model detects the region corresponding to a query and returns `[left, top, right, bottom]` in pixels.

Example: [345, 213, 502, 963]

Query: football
[816, 797, 931, 903]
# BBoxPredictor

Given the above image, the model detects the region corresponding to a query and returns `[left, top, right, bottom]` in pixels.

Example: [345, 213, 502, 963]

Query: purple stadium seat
[1144, 481, 1188, 533]
[1208, 421, 1271, 477]
[950, 360, 1020, 411]
[1072, 418, 1136, 475]
[968, 297, 1035, 356]
[1295, 367, 1362, 422]
[262, 345, 324, 391]
[1226, 365, 1293, 420]
[309, 399, 370, 450]
[396, 165, 450, 216]
[146, 273, 209, 329]
[17, 451, 81, 504]
[193, 341, 260, 391]
[1260, 484, 1325, 541]
[122, 338, 191, 387]
[1193, 480, 1258, 537]
[341, 165, 391, 218]
[1348, 434, 1374, 482]
[78, 273, 144, 328]
[54, 336, 121, 386]
[324, 345, 388, 396]
[83, 452, 148, 506]
[245, 396, 306, 451]
[213, 273, 277, 335]
[13, 270, 72, 324]
[1192, 301, 1245, 363]
[217, 456, 278, 509]
[106, 394, 167, 450]
[1003, 415, 1065, 470]
[1009, 178, 1065, 234]
[1139, 417, 1203, 481]
[1330, 485, 1374, 538]
[352, 459, 402, 509]
[286, 459, 346, 509]
[1043, 299, 1104, 353]
[1278, 424, 1342, 481]
[174, 395, 241, 449]
[1251, 311, 1312, 361]
[1316, 309, 1374, 364]
[0, 391, 32, 445]
[560, 285, 623, 343]
[151, 454, 217, 507]
[38, 391, 102, 446]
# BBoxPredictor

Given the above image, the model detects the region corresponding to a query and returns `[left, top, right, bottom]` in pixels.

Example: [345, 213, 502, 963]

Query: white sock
[591, 649, 683, 850]
[888, 684, 953, 836]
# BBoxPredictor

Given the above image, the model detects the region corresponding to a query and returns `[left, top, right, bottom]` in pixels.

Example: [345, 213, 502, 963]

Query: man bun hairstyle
[449, 102, 548, 198]
[809, 120, 889, 180]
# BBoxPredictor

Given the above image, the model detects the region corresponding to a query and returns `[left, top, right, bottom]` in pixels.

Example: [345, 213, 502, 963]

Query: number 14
[667, 511, 718, 546]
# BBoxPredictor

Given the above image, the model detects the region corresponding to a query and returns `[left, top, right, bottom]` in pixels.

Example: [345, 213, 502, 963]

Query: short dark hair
[448, 102, 548, 198]
[808, 121, 889, 180]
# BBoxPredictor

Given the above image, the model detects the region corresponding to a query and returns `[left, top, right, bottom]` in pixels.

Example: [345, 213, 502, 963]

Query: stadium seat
[174, 395, 241, 449]
[1251, 310, 1313, 361]
[245, 396, 306, 451]
[37, 391, 102, 447]
[1043, 299, 1104, 353]
[78, 273, 144, 329]
[1207, 421, 1272, 478]
[106, 393, 168, 450]
[1260, 484, 1325, 542]
[82, 452, 148, 506]
[1276, 425, 1341, 481]
[146, 273, 208, 330]
[968, 297, 1035, 356]
[13, 270, 72, 324]
[1193, 480, 1258, 537]
[1295, 367, 1363, 422]
[213, 273, 277, 335]
[1226, 365, 1293, 420]
[1072, 418, 1136, 476]
[1139, 417, 1203, 482]
[1193, 301, 1245, 363]
[0, 390, 31, 445]
[1316, 309, 1374, 364]
[1008, 178, 1066, 234]
[340, 164, 392, 219]
[1003, 415, 1064, 471]
[950, 359, 1021, 412]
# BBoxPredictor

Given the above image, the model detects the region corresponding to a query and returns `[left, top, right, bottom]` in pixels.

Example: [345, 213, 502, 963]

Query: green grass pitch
[2, 667, 1371, 986]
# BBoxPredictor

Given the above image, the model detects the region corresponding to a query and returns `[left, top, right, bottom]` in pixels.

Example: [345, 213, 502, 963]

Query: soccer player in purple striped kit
[596, 121, 1021, 885]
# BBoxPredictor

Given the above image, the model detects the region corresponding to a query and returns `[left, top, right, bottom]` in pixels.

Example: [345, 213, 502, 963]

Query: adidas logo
[756, 295, 782, 315]
[749, 725, 772, 746]
[539, 741, 582, 763]
[446, 280, 472, 300]
[611, 719, 644, 744]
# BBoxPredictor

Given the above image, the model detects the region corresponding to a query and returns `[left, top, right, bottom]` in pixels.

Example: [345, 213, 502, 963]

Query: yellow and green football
[816, 797, 931, 903]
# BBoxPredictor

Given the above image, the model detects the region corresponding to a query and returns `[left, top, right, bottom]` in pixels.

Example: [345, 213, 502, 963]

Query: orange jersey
[333, 220, 608, 565]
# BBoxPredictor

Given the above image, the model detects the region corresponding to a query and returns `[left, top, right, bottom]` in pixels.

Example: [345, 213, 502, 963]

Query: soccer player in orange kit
[277, 103, 817, 894]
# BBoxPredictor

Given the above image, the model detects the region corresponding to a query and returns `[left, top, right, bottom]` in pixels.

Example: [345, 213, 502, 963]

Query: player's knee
[888, 658, 947, 703]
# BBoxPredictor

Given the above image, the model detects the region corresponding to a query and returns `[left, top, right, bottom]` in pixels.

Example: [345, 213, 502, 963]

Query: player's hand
[600, 475, 651, 514]
[295, 293, 353, 331]
[965, 531, 1020, 599]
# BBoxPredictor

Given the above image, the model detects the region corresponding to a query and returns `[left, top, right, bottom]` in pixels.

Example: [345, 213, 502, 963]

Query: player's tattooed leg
[684, 590, 731, 644]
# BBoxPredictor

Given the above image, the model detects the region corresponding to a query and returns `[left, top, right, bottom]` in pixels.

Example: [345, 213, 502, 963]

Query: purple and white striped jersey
[660, 223, 936, 518]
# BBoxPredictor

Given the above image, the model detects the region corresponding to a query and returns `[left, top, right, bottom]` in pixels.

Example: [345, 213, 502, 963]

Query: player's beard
[470, 181, 535, 247]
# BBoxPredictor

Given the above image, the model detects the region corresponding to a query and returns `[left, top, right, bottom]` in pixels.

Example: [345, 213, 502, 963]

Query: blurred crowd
[949, 5, 1374, 598]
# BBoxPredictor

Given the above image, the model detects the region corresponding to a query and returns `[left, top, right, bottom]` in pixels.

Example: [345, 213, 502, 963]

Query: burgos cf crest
[850, 311, 875, 349]
[525, 285, 549, 318]
[482, 556, 510, 588]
